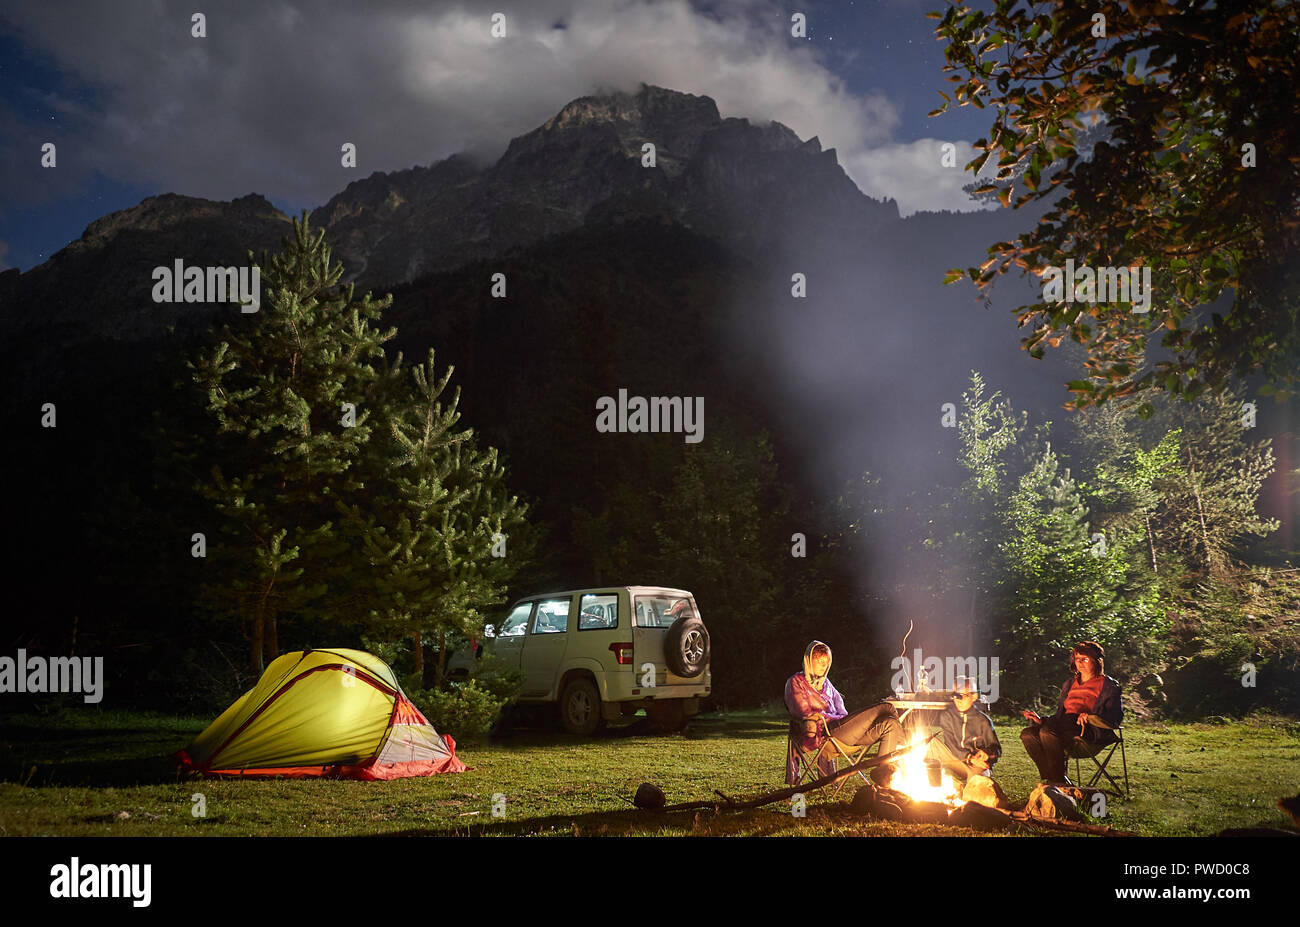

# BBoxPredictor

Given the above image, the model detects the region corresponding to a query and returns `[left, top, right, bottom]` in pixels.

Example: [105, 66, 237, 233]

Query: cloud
[845, 138, 998, 216]
[1, 0, 912, 209]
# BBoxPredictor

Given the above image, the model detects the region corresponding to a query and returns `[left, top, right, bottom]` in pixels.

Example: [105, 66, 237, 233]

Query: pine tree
[184, 215, 398, 673]
[948, 372, 1027, 645]
[181, 217, 530, 678]
[1149, 388, 1280, 575]
[339, 350, 528, 688]
[1072, 404, 1180, 575]
[997, 442, 1126, 700]
[957, 372, 1026, 498]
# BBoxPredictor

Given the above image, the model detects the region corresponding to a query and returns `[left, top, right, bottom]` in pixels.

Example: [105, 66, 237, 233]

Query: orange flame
[886, 732, 967, 808]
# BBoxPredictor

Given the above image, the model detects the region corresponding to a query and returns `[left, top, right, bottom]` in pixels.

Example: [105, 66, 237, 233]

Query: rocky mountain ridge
[310, 84, 898, 287]
[0, 83, 898, 350]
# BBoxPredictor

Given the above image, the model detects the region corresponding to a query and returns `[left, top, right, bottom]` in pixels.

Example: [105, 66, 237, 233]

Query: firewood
[1007, 810, 1137, 836]
[642, 736, 936, 813]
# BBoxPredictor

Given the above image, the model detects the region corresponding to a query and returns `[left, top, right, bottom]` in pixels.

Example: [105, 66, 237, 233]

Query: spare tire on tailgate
[664, 615, 709, 677]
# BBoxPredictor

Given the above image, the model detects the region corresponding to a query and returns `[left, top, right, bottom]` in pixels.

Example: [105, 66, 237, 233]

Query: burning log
[850, 782, 1019, 831]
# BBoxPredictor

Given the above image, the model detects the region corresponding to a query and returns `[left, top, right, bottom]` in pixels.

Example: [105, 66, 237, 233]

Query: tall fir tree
[997, 442, 1127, 701]
[950, 372, 1027, 645]
[338, 349, 528, 687]
[184, 216, 399, 673]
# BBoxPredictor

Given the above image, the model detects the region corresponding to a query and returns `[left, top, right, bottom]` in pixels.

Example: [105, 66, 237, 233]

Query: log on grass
[643, 734, 937, 814]
[1006, 810, 1138, 837]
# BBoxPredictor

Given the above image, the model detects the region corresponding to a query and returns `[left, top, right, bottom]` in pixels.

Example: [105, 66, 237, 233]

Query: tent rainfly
[177, 648, 466, 780]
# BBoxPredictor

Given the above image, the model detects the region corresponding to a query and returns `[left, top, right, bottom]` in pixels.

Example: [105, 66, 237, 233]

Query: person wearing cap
[1019, 641, 1123, 785]
[923, 677, 1001, 784]
[784, 640, 903, 785]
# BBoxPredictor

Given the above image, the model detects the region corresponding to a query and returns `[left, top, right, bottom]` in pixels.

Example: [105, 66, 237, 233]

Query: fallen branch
[649, 735, 936, 813]
[1006, 810, 1137, 837]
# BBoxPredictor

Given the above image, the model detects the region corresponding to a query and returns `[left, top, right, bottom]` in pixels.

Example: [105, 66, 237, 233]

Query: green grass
[1, 708, 1296, 836]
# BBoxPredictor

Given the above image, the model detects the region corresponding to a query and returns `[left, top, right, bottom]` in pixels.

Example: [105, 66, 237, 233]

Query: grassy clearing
[0, 708, 1296, 837]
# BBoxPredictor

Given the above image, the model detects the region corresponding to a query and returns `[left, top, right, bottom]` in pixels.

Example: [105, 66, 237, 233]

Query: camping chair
[787, 718, 874, 797]
[823, 728, 875, 796]
[1069, 717, 1129, 798]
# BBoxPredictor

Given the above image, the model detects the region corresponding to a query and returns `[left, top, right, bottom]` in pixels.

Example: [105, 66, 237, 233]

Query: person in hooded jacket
[784, 640, 903, 785]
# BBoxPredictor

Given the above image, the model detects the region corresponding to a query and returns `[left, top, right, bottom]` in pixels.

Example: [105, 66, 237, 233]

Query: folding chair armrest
[1084, 716, 1119, 732]
[789, 717, 822, 737]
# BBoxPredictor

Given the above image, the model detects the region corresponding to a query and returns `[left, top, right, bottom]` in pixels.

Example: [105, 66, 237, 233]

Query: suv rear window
[634, 595, 695, 628]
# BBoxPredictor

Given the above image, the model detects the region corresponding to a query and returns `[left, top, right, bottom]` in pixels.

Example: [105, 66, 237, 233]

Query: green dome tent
[178, 649, 466, 780]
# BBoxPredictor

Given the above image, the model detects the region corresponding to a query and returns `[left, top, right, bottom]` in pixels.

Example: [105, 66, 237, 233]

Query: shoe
[870, 763, 895, 788]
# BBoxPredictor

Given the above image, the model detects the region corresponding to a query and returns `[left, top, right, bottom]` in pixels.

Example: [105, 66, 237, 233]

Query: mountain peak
[543, 84, 722, 133]
[81, 192, 285, 244]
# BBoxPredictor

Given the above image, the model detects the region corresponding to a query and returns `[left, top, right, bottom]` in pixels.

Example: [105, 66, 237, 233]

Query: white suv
[488, 586, 711, 734]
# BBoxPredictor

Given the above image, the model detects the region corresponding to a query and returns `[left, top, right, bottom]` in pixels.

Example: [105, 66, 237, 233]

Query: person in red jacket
[1019, 641, 1123, 784]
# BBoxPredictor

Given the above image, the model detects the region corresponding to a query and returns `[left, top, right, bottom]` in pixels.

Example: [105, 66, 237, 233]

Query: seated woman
[1019, 640, 1122, 785]
[784, 640, 903, 785]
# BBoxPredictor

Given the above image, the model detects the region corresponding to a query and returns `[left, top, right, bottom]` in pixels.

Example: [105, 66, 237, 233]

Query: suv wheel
[559, 678, 603, 736]
[664, 616, 710, 677]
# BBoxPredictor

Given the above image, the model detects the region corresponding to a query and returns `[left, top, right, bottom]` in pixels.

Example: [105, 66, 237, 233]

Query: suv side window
[579, 594, 618, 630]
[498, 603, 532, 638]
[530, 598, 571, 634]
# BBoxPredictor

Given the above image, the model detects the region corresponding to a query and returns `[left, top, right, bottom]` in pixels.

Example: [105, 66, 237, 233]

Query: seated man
[924, 677, 1001, 785]
[784, 640, 903, 786]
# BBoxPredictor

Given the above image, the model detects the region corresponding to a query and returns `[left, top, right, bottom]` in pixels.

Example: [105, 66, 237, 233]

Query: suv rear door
[632, 591, 704, 687]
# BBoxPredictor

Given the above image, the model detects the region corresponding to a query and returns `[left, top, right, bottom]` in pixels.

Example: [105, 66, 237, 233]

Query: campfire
[884, 730, 966, 809]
